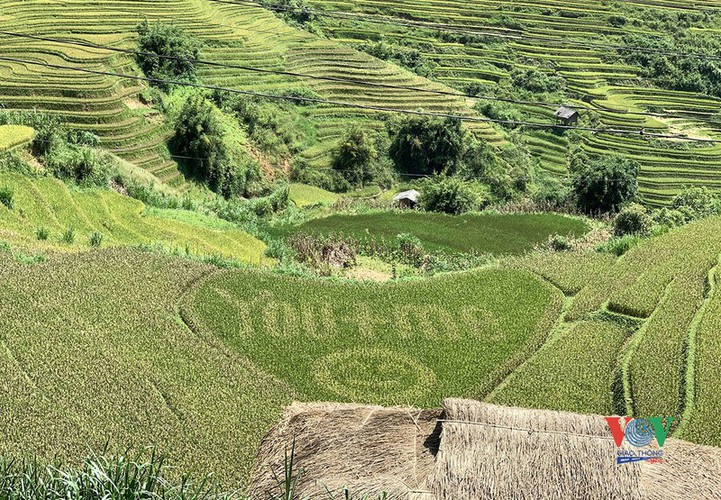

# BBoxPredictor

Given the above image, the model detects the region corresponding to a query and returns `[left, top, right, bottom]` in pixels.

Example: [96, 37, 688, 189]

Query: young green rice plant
[290, 212, 589, 256]
[61, 226, 75, 244]
[35, 226, 49, 241]
[88, 231, 103, 248]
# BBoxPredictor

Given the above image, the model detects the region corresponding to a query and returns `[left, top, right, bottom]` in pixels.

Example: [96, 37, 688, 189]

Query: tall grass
[0, 449, 236, 499]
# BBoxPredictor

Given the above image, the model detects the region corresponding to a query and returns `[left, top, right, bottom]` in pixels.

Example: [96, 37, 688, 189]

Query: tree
[136, 21, 200, 88]
[419, 175, 487, 215]
[671, 187, 721, 220]
[388, 116, 466, 175]
[572, 155, 639, 213]
[332, 127, 380, 188]
[173, 93, 257, 198]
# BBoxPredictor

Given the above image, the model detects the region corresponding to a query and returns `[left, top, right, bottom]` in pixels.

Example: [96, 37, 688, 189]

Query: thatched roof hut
[554, 106, 579, 125]
[248, 402, 441, 499]
[249, 399, 721, 499]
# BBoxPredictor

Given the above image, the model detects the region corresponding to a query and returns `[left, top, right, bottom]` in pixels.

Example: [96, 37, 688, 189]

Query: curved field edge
[180, 265, 565, 408]
[0, 249, 294, 487]
[487, 320, 628, 416]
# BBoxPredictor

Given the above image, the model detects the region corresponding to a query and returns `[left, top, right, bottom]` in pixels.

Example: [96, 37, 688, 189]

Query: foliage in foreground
[0, 449, 233, 499]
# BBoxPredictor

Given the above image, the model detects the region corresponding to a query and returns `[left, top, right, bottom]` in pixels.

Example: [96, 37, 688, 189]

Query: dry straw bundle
[250, 399, 721, 499]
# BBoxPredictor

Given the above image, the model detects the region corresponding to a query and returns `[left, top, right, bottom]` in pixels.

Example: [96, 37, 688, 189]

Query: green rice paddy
[290, 211, 589, 255]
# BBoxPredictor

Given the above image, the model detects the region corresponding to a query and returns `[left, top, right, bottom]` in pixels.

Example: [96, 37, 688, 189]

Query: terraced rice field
[3, 213, 721, 486]
[288, 182, 339, 207]
[0, 125, 34, 151]
[0, 250, 293, 486]
[289, 211, 589, 254]
[183, 266, 564, 407]
[305, 0, 721, 204]
[0, 0, 498, 188]
[0, 173, 270, 264]
[494, 216, 721, 444]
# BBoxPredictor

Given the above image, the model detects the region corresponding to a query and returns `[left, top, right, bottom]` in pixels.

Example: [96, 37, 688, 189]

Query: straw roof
[248, 402, 441, 499]
[249, 399, 721, 499]
[555, 106, 578, 119]
[393, 190, 420, 202]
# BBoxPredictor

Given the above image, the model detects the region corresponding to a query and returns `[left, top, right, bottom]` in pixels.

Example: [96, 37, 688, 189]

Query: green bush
[573, 155, 640, 214]
[671, 187, 721, 220]
[476, 101, 524, 127]
[614, 203, 653, 237]
[0, 186, 13, 209]
[598, 235, 641, 256]
[356, 39, 437, 77]
[332, 127, 390, 188]
[419, 175, 486, 214]
[35, 227, 49, 240]
[136, 21, 200, 88]
[172, 92, 259, 198]
[547, 234, 573, 252]
[89, 232, 104, 248]
[619, 32, 721, 98]
[652, 207, 687, 228]
[395, 232, 424, 264]
[61, 227, 75, 244]
[511, 67, 565, 94]
[44, 144, 111, 187]
[388, 115, 466, 175]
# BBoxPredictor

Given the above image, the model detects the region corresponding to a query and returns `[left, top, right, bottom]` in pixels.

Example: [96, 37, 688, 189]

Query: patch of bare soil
[344, 267, 393, 281]
[124, 97, 151, 110]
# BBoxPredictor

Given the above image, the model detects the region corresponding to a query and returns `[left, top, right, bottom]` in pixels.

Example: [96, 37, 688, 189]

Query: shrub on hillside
[598, 234, 641, 256]
[173, 92, 259, 198]
[44, 145, 112, 187]
[614, 203, 653, 237]
[546, 234, 573, 252]
[357, 39, 437, 78]
[476, 101, 524, 128]
[652, 207, 687, 228]
[533, 174, 572, 208]
[671, 187, 721, 220]
[619, 32, 721, 98]
[419, 175, 487, 215]
[572, 155, 640, 214]
[511, 67, 565, 94]
[136, 21, 200, 88]
[0, 186, 13, 209]
[212, 90, 313, 162]
[332, 127, 391, 189]
[388, 115, 466, 175]
[291, 163, 351, 192]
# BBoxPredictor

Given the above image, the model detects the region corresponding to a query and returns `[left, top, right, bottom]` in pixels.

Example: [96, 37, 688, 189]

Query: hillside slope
[0, 0, 500, 186]
[0, 173, 270, 263]
[306, 0, 721, 204]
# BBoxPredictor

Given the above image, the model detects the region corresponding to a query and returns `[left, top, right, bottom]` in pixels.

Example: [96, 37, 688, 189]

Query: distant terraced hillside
[0, 0, 500, 188]
[306, 0, 721, 204]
